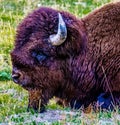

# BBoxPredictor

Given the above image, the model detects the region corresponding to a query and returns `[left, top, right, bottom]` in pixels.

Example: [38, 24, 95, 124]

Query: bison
[11, 2, 120, 112]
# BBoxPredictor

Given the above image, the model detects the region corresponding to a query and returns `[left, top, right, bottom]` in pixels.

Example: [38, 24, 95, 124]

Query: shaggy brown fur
[11, 2, 120, 112]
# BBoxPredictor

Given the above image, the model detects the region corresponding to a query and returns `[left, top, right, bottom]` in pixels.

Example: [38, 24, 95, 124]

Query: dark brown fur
[11, 2, 120, 112]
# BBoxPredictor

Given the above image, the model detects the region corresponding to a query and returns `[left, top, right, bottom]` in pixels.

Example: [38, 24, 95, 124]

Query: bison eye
[32, 51, 47, 62]
[36, 54, 47, 61]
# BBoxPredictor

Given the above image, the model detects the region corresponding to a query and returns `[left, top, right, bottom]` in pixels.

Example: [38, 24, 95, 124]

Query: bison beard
[11, 2, 120, 113]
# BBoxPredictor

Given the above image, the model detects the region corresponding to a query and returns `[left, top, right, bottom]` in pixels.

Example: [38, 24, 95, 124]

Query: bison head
[11, 7, 87, 112]
[11, 7, 86, 88]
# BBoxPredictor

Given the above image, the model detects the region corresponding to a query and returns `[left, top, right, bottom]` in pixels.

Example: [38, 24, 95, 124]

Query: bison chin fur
[11, 2, 120, 113]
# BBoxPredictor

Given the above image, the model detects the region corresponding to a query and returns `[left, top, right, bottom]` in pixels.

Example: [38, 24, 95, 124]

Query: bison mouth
[12, 78, 40, 90]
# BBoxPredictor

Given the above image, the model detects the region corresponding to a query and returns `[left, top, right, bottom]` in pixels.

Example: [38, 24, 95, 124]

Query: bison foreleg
[27, 89, 46, 113]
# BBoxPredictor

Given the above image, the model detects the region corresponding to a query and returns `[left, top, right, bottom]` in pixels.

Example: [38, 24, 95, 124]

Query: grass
[0, 0, 119, 124]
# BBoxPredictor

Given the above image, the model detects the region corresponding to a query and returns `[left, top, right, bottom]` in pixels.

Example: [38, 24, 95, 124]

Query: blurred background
[1, 0, 119, 124]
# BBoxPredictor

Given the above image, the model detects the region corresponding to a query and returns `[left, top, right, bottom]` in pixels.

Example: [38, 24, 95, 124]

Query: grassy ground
[0, 0, 120, 124]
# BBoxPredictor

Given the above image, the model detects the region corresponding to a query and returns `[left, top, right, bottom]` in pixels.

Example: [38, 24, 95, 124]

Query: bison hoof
[70, 99, 82, 110]
[97, 93, 114, 110]
[39, 106, 46, 113]
[27, 105, 46, 113]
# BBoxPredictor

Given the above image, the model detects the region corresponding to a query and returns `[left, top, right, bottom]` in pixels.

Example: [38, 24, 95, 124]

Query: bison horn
[49, 13, 67, 46]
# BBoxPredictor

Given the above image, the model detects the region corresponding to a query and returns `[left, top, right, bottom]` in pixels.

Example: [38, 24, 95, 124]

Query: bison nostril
[12, 73, 21, 82]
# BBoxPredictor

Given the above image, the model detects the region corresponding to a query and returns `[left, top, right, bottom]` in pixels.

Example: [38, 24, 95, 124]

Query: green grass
[0, 0, 119, 124]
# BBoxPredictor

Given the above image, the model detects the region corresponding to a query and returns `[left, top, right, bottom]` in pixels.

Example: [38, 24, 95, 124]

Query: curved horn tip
[58, 13, 65, 25]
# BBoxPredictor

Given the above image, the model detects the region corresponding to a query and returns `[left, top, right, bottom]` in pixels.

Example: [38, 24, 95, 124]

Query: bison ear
[48, 13, 67, 46]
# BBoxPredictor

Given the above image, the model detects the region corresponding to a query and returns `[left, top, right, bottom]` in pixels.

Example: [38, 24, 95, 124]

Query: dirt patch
[1, 109, 120, 125]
